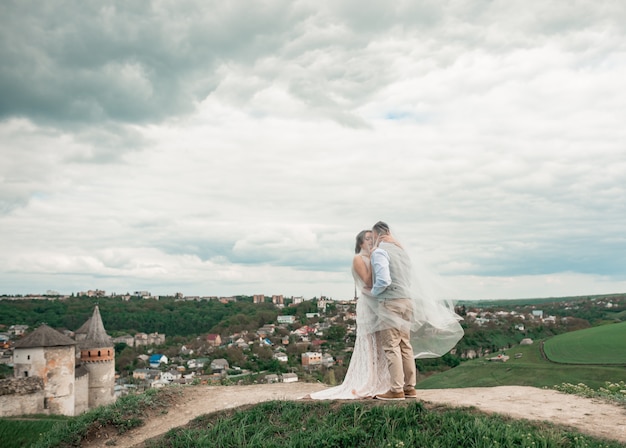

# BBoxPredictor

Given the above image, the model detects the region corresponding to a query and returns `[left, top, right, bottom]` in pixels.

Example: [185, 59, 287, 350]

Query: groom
[366, 221, 417, 401]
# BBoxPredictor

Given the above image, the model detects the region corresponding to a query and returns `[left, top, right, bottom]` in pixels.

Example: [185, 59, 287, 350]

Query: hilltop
[82, 383, 626, 447]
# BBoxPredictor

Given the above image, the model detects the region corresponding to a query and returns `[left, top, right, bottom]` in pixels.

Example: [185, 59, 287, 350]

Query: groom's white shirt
[370, 247, 391, 296]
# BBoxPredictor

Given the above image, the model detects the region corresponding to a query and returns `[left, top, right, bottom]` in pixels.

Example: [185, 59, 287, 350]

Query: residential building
[301, 352, 322, 367]
[206, 334, 222, 347]
[210, 358, 229, 374]
[134, 332, 166, 347]
[9, 325, 28, 336]
[132, 369, 161, 381]
[282, 373, 298, 383]
[161, 370, 182, 382]
[112, 334, 134, 346]
[273, 352, 288, 363]
[149, 354, 168, 368]
[277, 315, 296, 324]
[265, 374, 279, 383]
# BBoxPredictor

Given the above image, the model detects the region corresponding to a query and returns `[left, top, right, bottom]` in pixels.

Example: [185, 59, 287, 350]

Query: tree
[226, 346, 246, 366]
[114, 342, 128, 355]
[326, 325, 347, 342]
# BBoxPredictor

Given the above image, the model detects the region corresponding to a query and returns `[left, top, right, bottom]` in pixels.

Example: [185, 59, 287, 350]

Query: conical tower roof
[14, 324, 76, 349]
[75, 317, 92, 336]
[80, 306, 112, 349]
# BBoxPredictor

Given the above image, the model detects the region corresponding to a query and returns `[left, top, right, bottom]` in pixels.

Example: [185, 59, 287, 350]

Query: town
[1, 291, 625, 418]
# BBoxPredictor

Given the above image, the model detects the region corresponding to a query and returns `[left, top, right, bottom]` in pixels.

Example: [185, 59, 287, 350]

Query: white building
[282, 373, 298, 383]
[277, 315, 296, 324]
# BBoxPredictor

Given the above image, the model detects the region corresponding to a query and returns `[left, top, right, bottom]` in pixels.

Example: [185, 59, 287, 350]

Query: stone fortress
[0, 306, 116, 417]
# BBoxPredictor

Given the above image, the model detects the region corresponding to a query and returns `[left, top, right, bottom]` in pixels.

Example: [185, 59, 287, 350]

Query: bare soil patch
[82, 383, 626, 447]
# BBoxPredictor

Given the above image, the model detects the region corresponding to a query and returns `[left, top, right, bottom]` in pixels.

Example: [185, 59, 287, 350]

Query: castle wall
[74, 371, 90, 415]
[0, 377, 45, 417]
[84, 360, 116, 408]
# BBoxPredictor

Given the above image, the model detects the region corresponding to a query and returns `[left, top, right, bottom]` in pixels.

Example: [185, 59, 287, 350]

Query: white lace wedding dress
[308, 256, 391, 399]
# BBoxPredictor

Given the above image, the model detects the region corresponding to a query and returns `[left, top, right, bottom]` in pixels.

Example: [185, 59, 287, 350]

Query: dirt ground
[84, 382, 626, 447]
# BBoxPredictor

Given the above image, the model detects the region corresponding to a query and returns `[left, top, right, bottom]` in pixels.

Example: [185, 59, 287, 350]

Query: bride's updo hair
[372, 221, 390, 235]
[355, 230, 370, 254]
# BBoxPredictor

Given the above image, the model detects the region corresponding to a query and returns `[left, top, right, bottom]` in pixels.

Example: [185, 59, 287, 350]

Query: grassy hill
[417, 324, 626, 390]
[144, 400, 625, 448]
[20, 395, 626, 448]
[543, 321, 626, 364]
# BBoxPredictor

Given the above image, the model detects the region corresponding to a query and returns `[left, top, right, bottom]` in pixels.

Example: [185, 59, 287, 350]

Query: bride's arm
[353, 255, 372, 287]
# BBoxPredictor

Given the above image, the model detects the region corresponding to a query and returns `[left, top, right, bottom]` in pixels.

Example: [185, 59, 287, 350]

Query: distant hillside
[458, 292, 626, 307]
[543, 321, 626, 364]
[417, 324, 626, 390]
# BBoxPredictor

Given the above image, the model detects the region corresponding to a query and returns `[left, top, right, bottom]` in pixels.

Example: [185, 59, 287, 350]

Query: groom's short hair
[372, 221, 390, 235]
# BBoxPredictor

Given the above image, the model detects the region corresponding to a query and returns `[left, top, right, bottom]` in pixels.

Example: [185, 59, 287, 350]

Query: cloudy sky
[1, 1, 625, 301]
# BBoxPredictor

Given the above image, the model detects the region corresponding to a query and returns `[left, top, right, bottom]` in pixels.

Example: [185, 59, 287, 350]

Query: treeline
[0, 296, 316, 337]
[464, 294, 626, 325]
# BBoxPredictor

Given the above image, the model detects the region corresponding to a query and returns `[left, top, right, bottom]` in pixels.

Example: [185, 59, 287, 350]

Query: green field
[0, 417, 67, 448]
[416, 332, 626, 390]
[543, 321, 626, 364]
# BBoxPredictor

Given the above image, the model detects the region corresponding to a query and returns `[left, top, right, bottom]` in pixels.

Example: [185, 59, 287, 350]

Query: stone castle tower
[12, 324, 77, 416]
[2, 305, 117, 417]
[79, 305, 115, 408]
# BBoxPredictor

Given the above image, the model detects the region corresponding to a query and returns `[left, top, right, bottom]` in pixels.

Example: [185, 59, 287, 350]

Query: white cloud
[1, 0, 625, 300]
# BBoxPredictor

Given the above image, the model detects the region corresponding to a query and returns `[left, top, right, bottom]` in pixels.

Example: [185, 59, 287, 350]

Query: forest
[0, 295, 318, 337]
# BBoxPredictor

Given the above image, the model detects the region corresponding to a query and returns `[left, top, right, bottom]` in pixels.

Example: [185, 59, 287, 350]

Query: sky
[1, 1, 626, 301]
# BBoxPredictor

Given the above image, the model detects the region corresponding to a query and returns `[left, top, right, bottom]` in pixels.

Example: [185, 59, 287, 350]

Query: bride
[308, 230, 391, 399]
[307, 224, 464, 400]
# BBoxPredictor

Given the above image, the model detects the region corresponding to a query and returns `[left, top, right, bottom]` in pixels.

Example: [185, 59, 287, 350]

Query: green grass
[543, 322, 626, 364]
[0, 386, 180, 448]
[144, 400, 623, 448]
[36, 387, 178, 447]
[553, 381, 626, 407]
[0, 416, 68, 448]
[416, 340, 626, 390]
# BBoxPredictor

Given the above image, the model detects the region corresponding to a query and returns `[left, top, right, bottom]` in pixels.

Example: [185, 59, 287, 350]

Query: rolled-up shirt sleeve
[370, 248, 391, 296]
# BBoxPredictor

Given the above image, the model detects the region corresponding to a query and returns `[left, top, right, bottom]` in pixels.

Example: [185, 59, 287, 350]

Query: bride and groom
[308, 221, 464, 401]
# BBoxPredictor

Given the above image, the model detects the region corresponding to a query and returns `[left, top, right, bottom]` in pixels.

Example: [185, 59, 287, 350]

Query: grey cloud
[2, 3, 205, 126]
[0, 1, 305, 127]
[4, 0, 625, 132]
[329, 0, 443, 33]
[0, 1, 458, 132]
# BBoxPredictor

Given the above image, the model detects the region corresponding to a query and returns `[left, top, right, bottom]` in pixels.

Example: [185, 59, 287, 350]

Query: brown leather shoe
[375, 390, 405, 401]
[403, 387, 418, 398]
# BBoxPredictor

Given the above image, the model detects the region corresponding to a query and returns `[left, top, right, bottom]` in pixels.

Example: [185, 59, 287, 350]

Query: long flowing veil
[361, 225, 464, 359]
[407, 253, 465, 358]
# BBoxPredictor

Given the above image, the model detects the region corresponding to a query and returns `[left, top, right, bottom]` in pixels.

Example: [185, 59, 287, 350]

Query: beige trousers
[379, 298, 416, 393]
